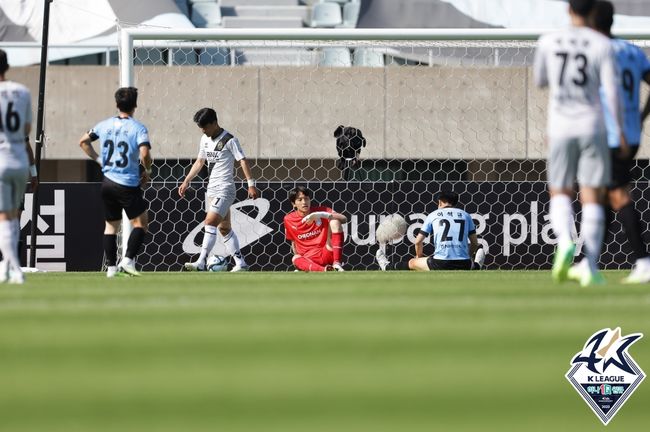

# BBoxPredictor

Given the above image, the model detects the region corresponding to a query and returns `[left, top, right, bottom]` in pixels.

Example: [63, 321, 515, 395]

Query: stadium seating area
[176, 0, 363, 66]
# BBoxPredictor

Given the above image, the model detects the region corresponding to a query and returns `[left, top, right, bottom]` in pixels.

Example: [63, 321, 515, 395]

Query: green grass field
[0, 271, 648, 431]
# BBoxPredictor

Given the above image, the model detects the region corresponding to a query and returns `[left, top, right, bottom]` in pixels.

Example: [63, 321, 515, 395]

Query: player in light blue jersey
[79, 87, 153, 277]
[376, 191, 485, 271]
[579, 1, 650, 283]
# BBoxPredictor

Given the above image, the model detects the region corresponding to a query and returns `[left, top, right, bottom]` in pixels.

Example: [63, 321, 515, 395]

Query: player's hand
[618, 133, 631, 159]
[248, 186, 259, 199]
[30, 176, 39, 192]
[178, 181, 189, 198]
[140, 171, 150, 186]
[301, 211, 331, 225]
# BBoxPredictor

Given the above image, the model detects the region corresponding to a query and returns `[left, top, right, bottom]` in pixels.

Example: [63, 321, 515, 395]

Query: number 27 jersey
[421, 208, 476, 261]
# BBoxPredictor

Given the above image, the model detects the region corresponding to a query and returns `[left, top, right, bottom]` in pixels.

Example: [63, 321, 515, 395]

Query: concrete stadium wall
[10, 65, 650, 160]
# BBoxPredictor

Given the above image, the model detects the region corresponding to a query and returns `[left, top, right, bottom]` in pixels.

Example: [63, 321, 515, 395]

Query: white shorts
[547, 133, 611, 189]
[0, 165, 28, 212]
[206, 192, 236, 218]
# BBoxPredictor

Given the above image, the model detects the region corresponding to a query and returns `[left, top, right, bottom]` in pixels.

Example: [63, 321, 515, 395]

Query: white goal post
[117, 27, 650, 271]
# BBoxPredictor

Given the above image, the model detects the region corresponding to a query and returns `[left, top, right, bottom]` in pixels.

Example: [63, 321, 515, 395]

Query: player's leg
[111, 183, 149, 276]
[218, 210, 248, 272]
[0, 169, 27, 283]
[186, 211, 223, 271]
[327, 217, 345, 270]
[608, 147, 650, 283]
[575, 133, 610, 287]
[547, 137, 579, 282]
[292, 253, 331, 272]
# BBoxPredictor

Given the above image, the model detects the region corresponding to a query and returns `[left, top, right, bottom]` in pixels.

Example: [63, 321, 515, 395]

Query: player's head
[289, 186, 312, 212]
[115, 87, 138, 113]
[194, 108, 218, 128]
[568, 0, 596, 18]
[437, 190, 459, 208]
[590, 1, 614, 36]
[0, 49, 9, 76]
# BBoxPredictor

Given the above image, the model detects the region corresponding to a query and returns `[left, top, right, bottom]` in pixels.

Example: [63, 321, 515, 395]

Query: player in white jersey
[0, 49, 34, 284]
[375, 191, 485, 271]
[572, 0, 650, 284]
[533, 0, 624, 287]
[179, 108, 259, 272]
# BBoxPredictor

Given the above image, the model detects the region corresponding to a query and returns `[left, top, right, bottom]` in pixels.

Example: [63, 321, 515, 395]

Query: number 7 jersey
[533, 26, 619, 139]
[89, 116, 151, 187]
[421, 207, 476, 261]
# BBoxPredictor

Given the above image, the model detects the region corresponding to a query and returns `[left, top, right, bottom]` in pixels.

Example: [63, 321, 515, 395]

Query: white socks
[550, 195, 574, 245]
[581, 203, 605, 273]
[197, 225, 218, 265]
[222, 230, 246, 267]
[0, 220, 21, 276]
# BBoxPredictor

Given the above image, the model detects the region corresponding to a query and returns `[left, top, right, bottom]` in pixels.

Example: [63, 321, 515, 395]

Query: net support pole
[28, 0, 53, 268]
[119, 30, 135, 262]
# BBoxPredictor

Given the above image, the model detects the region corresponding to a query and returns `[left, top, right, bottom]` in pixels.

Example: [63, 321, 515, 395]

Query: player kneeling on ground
[376, 190, 485, 271]
[284, 186, 347, 272]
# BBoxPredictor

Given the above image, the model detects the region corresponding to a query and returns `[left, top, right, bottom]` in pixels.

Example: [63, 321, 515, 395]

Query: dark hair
[115, 87, 138, 112]
[437, 190, 459, 206]
[569, 0, 596, 17]
[0, 49, 9, 75]
[289, 186, 312, 204]
[591, 1, 614, 34]
[193, 107, 218, 127]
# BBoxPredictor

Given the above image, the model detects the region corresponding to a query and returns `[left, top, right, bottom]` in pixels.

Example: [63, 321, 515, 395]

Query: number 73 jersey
[89, 116, 150, 187]
[421, 207, 476, 261]
[533, 26, 618, 139]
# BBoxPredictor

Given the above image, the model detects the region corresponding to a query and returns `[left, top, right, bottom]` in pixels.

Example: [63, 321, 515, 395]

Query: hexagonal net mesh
[121, 34, 650, 271]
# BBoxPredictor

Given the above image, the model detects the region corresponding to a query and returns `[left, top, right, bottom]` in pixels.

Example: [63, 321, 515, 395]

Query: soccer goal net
[118, 28, 650, 271]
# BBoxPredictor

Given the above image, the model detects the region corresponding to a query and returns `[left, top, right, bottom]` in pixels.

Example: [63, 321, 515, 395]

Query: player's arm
[301, 210, 347, 224]
[25, 136, 38, 190]
[468, 233, 479, 260]
[139, 145, 153, 185]
[601, 47, 628, 155]
[178, 158, 206, 198]
[641, 70, 650, 124]
[79, 132, 102, 164]
[532, 40, 548, 88]
[413, 232, 427, 258]
[290, 241, 297, 256]
[238, 158, 259, 199]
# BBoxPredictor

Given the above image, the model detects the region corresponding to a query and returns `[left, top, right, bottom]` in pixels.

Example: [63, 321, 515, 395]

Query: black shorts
[101, 178, 147, 221]
[609, 146, 639, 189]
[426, 257, 472, 270]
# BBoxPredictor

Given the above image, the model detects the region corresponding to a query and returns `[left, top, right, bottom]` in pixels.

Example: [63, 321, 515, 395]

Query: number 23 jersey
[421, 207, 476, 261]
[89, 116, 151, 187]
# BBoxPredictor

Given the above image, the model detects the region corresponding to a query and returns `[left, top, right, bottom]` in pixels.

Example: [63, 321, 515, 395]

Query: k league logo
[566, 328, 645, 425]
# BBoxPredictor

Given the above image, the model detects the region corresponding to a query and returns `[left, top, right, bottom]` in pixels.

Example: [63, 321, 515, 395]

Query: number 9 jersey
[0, 81, 32, 167]
[89, 116, 151, 187]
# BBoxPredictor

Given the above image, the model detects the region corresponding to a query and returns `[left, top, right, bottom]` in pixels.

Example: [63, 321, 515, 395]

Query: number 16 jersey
[0, 80, 32, 168]
[421, 207, 476, 261]
[89, 116, 151, 187]
[533, 26, 619, 139]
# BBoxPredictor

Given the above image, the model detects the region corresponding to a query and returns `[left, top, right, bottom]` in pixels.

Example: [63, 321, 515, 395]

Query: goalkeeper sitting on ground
[376, 190, 485, 271]
[283, 186, 347, 272]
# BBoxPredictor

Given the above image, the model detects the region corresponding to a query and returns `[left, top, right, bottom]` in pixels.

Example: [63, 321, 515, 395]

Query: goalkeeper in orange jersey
[283, 186, 347, 272]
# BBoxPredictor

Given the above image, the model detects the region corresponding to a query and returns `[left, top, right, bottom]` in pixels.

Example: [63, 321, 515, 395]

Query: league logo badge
[566, 328, 645, 425]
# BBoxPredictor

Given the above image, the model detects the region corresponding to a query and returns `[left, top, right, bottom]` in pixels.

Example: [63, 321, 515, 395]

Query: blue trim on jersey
[91, 116, 150, 187]
[601, 38, 650, 148]
[421, 207, 476, 261]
